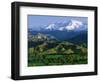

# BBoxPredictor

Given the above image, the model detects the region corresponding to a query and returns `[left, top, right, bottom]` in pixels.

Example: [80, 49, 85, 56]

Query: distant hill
[67, 31, 87, 44]
[28, 30, 87, 41]
[28, 33, 57, 41]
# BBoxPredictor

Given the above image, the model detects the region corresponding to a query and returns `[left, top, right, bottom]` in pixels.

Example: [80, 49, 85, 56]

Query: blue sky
[28, 15, 88, 30]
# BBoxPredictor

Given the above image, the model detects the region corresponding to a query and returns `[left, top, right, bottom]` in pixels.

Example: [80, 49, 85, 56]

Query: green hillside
[28, 40, 87, 66]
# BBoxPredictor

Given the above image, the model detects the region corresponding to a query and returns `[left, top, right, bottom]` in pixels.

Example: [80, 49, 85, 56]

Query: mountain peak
[45, 23, 56, 30]
[65, 20, 83, 31]
[43, 19, 86, 31]
[29, 19, 87, 32]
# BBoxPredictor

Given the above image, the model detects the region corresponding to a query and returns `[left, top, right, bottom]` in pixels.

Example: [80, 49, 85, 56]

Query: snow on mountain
[65, 20, 83, 30]
[36, 19, 86, 31]
[58, 27, 65, 31]
[45, 24, 56, 30]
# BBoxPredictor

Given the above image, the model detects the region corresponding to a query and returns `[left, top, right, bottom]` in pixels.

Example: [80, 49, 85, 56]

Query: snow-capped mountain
[28, 19, 87, 43]
[59, 20, 83, 31]
[45, 24, 57, 31]
[44, 19, 87, 31]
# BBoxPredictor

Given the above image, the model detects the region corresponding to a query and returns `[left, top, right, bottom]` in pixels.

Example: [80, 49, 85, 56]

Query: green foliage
[66, 49, 74, 54]
[28, 40, 88, 66]
[28, 48, 35, 56]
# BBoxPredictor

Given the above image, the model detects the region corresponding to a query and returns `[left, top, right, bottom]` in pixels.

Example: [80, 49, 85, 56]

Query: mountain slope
[42, 19, 87, 31]
[67, 31, 87, 44]
[28, 30, 87, 41]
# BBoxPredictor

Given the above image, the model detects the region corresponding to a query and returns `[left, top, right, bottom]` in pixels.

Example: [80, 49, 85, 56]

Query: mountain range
[44, 20, 87, 31]
[28, 19, 87, 44]
[29, 19, 87, 31]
